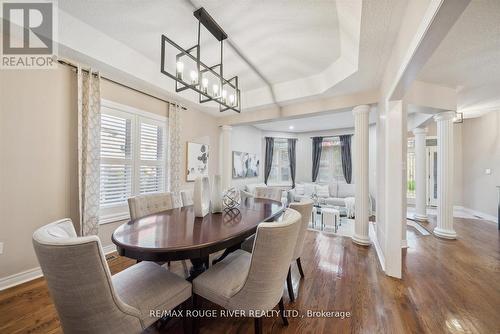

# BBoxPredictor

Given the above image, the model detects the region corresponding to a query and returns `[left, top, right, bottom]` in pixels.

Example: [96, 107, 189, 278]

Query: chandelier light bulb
[201, 77, 208, 94]
[221, 90, 227, 103]
[176, 61, 184, 80]
[212, 84, 219, 97]
[229, 94, 235, 106]
[190, 70, 198, 85]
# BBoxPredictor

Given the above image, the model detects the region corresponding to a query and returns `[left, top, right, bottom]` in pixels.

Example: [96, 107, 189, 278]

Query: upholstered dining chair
[192, 208, 301, 334]
[285, 199, 314, 302]
[180, 189, 194, 206]
[127, 192, 174, 220]
[32, 218, 192, 334]
[128, 192, 189, 276]
[254, 186, 283, 202]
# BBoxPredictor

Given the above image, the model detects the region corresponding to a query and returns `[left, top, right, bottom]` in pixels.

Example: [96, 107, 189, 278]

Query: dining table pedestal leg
[189, 256, 209, 281]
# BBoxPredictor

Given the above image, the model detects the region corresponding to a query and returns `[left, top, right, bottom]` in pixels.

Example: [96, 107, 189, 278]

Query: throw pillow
[304, 183, 315, 196]
[316, 184, 329, 198]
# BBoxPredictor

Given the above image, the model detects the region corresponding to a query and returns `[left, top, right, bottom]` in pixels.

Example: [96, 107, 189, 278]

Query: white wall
[462, 111, 500, 218]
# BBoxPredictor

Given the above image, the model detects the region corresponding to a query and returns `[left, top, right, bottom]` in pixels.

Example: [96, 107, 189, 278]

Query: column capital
[412, 127, 427, 135]
[433, 111, 455, 122]
[220, 125, 233, 131]
[352, 105, 371, 115]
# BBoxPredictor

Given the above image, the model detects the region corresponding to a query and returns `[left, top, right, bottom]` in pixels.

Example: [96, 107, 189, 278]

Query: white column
[352, 105, 371, 246]
[413, 128, 428, 221]
[433, 111, 456, 239]
[220, 125, 232, 190]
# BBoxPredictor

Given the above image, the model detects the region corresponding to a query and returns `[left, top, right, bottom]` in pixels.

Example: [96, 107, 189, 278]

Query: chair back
[289, 199, 314, 260]
[254, 187, 282, 202]
[180, 189, 194, 207]
[128, 192, 173, 220]
[32, 219, 142, 333]
[229, 208, 301, 311]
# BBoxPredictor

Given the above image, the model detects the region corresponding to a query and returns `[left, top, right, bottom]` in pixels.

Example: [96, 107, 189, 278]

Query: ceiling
[253, 108, 377, 133]
[418, 0, 500, 116]
[59, 0, 341, 92]
[58, 0, 407, 116]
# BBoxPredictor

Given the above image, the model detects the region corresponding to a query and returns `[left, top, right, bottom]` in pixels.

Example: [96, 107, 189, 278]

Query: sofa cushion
[295, 183, 305, 195]
[329, 183, 338, 197]
[304, 183, 315, 196]
[316, 184, 329, 198]
[246, 183, 267, 194]
[338, 183, 355, 198]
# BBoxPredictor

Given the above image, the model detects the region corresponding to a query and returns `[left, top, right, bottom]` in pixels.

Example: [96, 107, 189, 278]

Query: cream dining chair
[285, 199, 314, 302]
[32, 218, 191, 334]
[127, 192, 174, 220]
[192, 208, 301, 334]
[128, 192, 189, 276]
[254, 186, 283, 202]
[180, 189, 194, 206]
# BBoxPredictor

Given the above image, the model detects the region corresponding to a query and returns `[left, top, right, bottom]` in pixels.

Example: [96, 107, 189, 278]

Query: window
[268, 139, 291, 185]
[99, 100, 167, 223]
[407, 138, 416, 198]
[317, 138, 344, 183]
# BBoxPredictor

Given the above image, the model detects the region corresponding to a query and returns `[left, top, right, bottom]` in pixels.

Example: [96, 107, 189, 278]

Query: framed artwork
[232, 151, 260, 178]
[186, 142, 209, 182]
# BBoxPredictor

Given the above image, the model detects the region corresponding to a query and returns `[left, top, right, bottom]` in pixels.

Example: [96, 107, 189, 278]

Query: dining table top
[111, 197, 285, 262]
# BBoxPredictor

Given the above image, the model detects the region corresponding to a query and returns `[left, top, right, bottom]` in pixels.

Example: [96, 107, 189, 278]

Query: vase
[211, 175, 223, 213]
[193, 176, 210, 217]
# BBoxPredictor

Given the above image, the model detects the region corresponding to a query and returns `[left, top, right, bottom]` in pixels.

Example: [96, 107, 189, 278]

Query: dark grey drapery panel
[311, 137, 323, 182]
[340, 135, 352, 184]
[287, 138, 297, 188]
[264, 137, 274, 185]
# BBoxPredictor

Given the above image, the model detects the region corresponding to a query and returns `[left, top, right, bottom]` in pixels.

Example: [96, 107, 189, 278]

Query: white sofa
[289, 182, 373, 214]
[239, 182, 288, 202]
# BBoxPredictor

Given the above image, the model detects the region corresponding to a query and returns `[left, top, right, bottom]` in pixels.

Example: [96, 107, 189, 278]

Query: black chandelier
[161, 7, 241, 113]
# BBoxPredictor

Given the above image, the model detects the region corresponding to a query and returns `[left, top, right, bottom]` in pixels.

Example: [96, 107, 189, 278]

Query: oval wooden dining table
[112, 197, 284, 280]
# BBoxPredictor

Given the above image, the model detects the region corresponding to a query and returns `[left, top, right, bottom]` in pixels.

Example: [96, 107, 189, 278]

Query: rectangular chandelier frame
[160, 7, 241, 113]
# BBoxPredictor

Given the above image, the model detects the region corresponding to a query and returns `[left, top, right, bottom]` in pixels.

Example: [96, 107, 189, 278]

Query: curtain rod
[309, 134, 352, 139]
[57, 59, 187, 110]
[265, 136, 297, 140]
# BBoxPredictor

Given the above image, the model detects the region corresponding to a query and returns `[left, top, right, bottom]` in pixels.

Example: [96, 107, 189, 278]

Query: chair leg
[296, 257, 305, 278]
[278, 297, 289, 326]
[192, 294, 200, 334]
[254, 317, 263, 334]
[286, 267, 295, 302]
[182, 260, 189, 278]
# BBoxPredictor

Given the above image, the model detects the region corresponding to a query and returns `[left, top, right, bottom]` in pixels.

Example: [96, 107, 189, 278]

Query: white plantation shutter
[99, 101, 168, 221]
[139, 121, 165, 194]
[100, 112, 133, 206]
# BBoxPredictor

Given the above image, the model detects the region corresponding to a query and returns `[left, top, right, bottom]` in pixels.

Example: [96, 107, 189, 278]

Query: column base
[413, 213, 427, 222]
[433, 227, 457, 240]
[352, 234, 371, 246]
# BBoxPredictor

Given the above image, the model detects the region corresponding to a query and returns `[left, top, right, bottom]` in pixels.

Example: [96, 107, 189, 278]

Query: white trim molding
[369, 222, 385, 271]
[0, 244, 118, 291]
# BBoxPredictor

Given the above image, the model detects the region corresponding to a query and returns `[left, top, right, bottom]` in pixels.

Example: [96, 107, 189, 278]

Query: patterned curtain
[168, 102, 182, 207]
[77, 66, 101, 236]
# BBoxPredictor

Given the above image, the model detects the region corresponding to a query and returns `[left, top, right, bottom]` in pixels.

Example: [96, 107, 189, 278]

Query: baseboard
[0, 267, 43, 291]
[0, 244, 118, 291]
[454, 206, 497, 223]
[369, 223, 385, 271]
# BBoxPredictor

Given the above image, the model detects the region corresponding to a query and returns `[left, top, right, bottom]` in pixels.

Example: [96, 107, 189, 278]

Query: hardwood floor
[0, 216, 498, 333]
